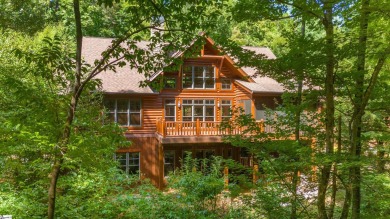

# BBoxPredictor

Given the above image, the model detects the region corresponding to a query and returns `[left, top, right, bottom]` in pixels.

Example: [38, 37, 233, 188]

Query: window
[221, 78, 231, 90]
[255, 97, 282, 120]
[104, 99, 141, 126]
[182, 65, 215, 89]
[114, 152, 140, 175]
[164, 150, 175, 176]
[164, 99, 175, 121]
[221, 100, 232, 121]
[182, 99, 215, 121]
[164, 76, 176, 89]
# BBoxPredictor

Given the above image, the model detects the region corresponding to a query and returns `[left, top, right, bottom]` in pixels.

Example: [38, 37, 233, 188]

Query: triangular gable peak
[150, 36, 255, 83]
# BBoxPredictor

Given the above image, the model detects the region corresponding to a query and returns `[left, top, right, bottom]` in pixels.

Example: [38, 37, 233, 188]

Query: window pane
[164, 151, 175, 176]
[194, 66, 203, 77]
[194, 106, 203, 116]
[183, 75, 192, 88]
[130, 113, 141, 125]
[183, 106, 192, 116]
[205, 78, 214, 88]
[117, 100, 128, 112]
[104, 99, 116, 112]
[164, 77, 176, 89]
[130, 100, 141, 111]
[117, 113, 128, 126]
[194, 78, 203, 88]
[204, 67, 214, 78]
[165, 105, 175, 117]
[221, 78, 231, 90]
[107, 113, 115, 123]
[222, 106, 231, 117]
[205, 106, 214, 116]
[128, 152, 140, 175]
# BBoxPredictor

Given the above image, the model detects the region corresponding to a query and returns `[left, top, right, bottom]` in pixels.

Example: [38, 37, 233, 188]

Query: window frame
[164, 99, 176, 121]
[182, 99, 215, 122]
[104, 99, 142, 127]
[220, 78, 232, 90]
[164, 76, 177, 89]
[114, 152, 140, 176]
[182, 65, 216, 89]
[221, 99, 232, 121]
[164, 150, 175, 177]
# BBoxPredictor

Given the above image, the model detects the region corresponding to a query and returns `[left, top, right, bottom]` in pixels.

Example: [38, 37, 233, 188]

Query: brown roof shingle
[82, 37, 155, 94]
[82, 37, 285, 94]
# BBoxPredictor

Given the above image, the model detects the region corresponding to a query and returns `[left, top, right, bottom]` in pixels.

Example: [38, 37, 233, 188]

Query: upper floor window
[182, 65, 215, 89]
[164, 76, 176, 89]
[104, 99, 141, 126]
[221, 78, 231, 90]
[182, 99, 215, 121]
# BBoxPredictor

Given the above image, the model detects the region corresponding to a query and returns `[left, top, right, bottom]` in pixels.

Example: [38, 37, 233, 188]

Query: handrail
[156, 118, 272, 137]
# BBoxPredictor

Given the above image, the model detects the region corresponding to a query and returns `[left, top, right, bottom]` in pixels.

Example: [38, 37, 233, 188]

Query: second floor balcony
[155, 118, 275, 143]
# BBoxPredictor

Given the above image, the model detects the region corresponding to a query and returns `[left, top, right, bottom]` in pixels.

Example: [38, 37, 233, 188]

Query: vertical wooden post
[162, 119, 166, 138]
[311, 138, 317, 182]
[260, 119, 264, 133]
[253, 164, 259, 184]
[196, 118, 200, 136]
[224, 166, 229, 189]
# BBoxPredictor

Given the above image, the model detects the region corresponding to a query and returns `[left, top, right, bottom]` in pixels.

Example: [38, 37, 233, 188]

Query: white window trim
[164, 99, 176, 121]
[221, 78, 232, 90]
[114, 152, 140, 177]
[107, 99, 142, 127]
[183, 65, 216, 89]
[182, 99, 215, 122]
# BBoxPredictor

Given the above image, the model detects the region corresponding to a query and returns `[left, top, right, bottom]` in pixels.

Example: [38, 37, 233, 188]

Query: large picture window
[114, 152, 140, 175]
[182, 99, 215, 121]
[104, 99, 141, 126]
[182, 65, 215, 89]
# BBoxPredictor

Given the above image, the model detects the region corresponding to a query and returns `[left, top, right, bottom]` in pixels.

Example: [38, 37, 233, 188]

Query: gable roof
[82, 36, 285, 94]
[82, 37, 155, 94]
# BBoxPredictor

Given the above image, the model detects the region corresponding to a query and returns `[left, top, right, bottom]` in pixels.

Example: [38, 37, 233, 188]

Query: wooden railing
[156, 118, 272, 137]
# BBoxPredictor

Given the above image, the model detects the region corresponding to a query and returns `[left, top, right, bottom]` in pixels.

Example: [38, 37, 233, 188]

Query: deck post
[162, 119, 166, 138]
[224, 166, 229, 189]
[260, 119, 264, 133]
[253, 164, 259, 184]
[196, 118, 200, 136]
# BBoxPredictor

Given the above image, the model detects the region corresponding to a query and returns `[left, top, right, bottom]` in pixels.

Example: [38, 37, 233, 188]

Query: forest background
[0, 0, 389, 218]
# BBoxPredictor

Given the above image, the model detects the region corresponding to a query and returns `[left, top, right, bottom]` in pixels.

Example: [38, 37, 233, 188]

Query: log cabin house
[82, 36, 285, 188]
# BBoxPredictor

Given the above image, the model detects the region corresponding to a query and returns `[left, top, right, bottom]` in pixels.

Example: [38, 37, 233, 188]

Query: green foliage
[361, 174, 390, 217]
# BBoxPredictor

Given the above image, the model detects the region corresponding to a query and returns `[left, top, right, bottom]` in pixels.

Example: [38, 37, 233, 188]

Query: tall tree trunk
[329, 116, 341, 218]
[291, 16, 305, 219]
[350, 1, 370, 218]
[48, 1, 83, 218]
[318, 1, 335, 218]
[376, 141, 386, 173]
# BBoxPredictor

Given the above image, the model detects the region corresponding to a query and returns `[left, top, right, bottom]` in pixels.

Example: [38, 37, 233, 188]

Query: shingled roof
[82, 36, 285, 94]
[82, 37, 156, 94]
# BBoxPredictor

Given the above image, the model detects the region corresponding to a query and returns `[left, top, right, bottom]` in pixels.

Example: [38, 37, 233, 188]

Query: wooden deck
[155, 118, 274, 138]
